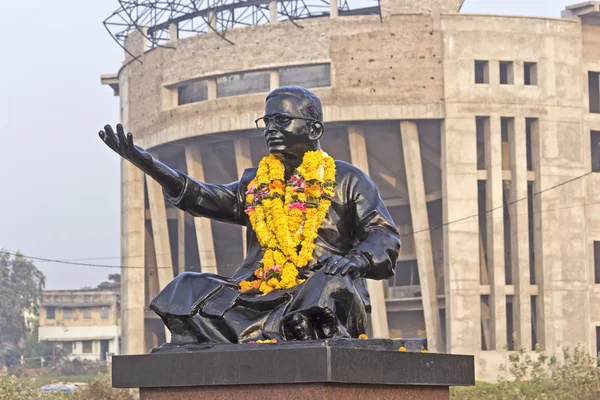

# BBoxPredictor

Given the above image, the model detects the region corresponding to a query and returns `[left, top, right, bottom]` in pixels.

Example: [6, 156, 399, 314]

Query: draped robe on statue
[149, 160, 401, 343]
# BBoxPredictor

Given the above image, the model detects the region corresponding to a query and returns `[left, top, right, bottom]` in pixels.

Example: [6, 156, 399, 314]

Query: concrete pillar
[169, 23, 178, 42]
[184, 146, 218, 274]
[509, 118, 532, 349]
[234, 135, 253, 258]
[207, 79, 217, 100]
[269, 0, 278, 23]
[486, 116, 508, 350]
[330, 0, 338, 18]
[207, 11, 216, 30]
[120, 160, 146, 355]
[145, 174, 175, 342]
[442, 117, 481, 354]
[119, 62, 145, 355]
[270, 70, 280, 90]
[347, 125, 390, 338]
[400, 121, 442, 352]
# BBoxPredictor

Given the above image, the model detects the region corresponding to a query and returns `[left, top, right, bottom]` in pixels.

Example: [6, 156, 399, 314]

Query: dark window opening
[591, 131, 600, 173]
[478, 181, 489, 285]
[500, 61, 514, 85]
[503, 181, 512, 285]
[506, 296, 514, 350]
[501, 117, 513, 171]
[46, 307, 55, 320]
[594, 241, 600, 284]
[524, 62, 538, 86]
[528, 182, 536, 285]
[63, 309, 72, 319]
[82, 340, 93, 354]
[481, 295, 491, 350]
[590, 71, 600, 114]
[177, 80, 208, 105]
[531, 296, 538, 349]
[526, 118, 537, 171]
[596, 326, 600, 358]
[279, 64, 331, 88]
[476, 116, 489, 170]
[475, 60, 489, 84]
[217, 70, 270, 98]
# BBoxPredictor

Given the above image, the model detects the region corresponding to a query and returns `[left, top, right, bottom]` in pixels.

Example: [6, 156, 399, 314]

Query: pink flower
[244, 206, 255, 214]
[289, 202, 306, 212]
[245, 184, 256, 195]
[263, 265, 282, 280]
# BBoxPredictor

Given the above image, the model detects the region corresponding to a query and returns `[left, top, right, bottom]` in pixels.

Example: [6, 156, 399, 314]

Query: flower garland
[239, 150, 336, 295]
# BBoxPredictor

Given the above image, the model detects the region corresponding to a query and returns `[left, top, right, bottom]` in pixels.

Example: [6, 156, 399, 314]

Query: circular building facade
[103, 0, 600, 380]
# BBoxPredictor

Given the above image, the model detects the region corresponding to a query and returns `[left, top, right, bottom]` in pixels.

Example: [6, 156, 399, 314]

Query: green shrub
[452, 345, 600, 399]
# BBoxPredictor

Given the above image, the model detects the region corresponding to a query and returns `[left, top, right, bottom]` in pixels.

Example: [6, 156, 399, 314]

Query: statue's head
[255, 86, 324, 162]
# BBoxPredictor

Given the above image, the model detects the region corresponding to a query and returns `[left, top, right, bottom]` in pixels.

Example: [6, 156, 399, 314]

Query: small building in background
[38, 290, 120, 361]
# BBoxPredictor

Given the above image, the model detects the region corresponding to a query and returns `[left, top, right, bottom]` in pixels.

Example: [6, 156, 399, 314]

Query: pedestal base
[113, 339, 473, 400]
[141, 383, 449, 400]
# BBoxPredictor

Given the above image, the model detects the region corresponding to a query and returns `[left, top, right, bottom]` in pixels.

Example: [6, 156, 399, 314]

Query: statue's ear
[309, 121, 324, 141]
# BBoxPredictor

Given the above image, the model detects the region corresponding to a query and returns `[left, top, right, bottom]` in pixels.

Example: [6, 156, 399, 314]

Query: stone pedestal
[112, 339, 474, 400]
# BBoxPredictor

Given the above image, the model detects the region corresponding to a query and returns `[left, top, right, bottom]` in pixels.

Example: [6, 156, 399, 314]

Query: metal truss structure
[104, 0, 380, 55]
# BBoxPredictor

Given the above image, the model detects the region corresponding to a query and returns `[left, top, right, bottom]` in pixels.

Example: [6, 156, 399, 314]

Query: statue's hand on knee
[322, 253, 370, 280]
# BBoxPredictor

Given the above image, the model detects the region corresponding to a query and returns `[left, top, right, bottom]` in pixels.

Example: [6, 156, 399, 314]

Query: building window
[279, 64, 331, 88]
[83, 309, 92, 319]
[82, 340, 93, 354]
[500, 61, 514, 85]
[595, 241, 600, 284]
[590, 72, 600, 113]
[100, 306, 110, 319]
[501, 117, 514, 171]
[217, 70, 270, 98]
[177, 80, 208, 105]
[63, 309, 72, 319]
[526, 118, 538, 171]
[46, 307, 55, 320]
[61, 341, 73, 355]
[476, 116, 489, 170]
[592, 131, 600, 173]
[475, 60, 489, 84]
[524, 62, 538, 86]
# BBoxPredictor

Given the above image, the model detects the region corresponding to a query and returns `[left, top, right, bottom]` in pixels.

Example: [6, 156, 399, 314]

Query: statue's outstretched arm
[99, 124, 184, 198]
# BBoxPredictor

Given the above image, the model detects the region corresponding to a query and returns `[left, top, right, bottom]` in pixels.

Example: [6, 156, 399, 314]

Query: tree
[0, 251, 45, 367]
[96, 273, 121, 291]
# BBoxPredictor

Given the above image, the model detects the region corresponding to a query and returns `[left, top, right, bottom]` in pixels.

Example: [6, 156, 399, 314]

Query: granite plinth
[113, 338, 474, 392]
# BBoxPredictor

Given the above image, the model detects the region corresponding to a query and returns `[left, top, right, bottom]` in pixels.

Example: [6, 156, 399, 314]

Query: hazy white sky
[0, 0, 575, 289]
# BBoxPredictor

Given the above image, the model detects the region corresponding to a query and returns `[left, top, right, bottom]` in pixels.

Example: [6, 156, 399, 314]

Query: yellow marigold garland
[240, 150, 336, 295]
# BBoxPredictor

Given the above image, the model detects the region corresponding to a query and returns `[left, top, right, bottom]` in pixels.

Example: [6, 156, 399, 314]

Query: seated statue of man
[99, 86, 400, 347]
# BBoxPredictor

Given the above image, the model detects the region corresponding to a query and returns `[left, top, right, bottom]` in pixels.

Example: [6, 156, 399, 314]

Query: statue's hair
[266, 86, 323, 122]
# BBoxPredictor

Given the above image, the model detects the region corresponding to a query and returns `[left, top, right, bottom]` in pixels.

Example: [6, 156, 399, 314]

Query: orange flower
[358, 334, 368, 339]
[269, 181, 285, 191]
[398, 346, 407, 352]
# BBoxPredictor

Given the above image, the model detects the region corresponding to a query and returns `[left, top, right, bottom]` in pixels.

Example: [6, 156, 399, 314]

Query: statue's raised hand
[99, 124, 154, 173]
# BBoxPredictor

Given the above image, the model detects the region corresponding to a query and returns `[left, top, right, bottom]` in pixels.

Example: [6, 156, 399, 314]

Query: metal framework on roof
[104, 0, 380, 54]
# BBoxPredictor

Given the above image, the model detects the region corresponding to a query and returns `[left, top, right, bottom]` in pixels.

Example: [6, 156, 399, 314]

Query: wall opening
[478, 180, 489, 285]
[528, 182, 536, 285]
[475, 60, 489, 84]
[217, 70, 270, 98]
[503, 181, 512, 285]
[591, 131, 600, 173]
[524, 62, 538, 86]
[481, 295, 491, 350]
[476, 116, 489, 170]
[526, 118, 537, 171]
[279, 64, 331, 88]
[506, 296, 514, 350]
[500, 61, 514, 85]
[178, 80, 208, 105]
[531, 295, 538, 350]
[590, 71, 600, 113]
[596, 326, 600, 357]
[501, 117, 513, 171]
[594, 241, 600, 284]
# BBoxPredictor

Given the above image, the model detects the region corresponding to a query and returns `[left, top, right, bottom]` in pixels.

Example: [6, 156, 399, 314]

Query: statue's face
[262, 95, 317, 161]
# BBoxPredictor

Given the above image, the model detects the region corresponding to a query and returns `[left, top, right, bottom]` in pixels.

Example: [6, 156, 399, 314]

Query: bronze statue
[100, 86, 400, 348]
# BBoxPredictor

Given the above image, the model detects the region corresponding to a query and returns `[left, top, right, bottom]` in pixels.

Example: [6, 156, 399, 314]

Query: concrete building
[101, 0, 600, 381]
[38, 290, 121, 361]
